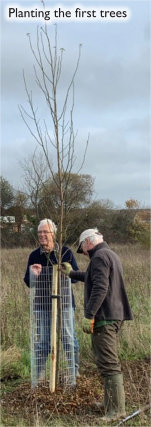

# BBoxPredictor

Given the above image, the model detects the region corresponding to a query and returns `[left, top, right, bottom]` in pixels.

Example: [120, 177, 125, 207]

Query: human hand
[61, 262, 73, 276]
[82, 317, 94, 334]
[30, 264, 42, 276]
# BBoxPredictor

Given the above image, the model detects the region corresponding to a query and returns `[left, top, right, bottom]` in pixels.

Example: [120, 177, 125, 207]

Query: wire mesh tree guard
[30, 265, 76, 391]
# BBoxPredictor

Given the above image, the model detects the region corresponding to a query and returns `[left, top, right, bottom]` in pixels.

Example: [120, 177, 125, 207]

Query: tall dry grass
[1, 248, 30, 349]
[1, 244, 150, 371]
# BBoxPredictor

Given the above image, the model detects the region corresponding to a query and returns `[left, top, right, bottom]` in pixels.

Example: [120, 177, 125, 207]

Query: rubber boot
[101, 373, 126, 422]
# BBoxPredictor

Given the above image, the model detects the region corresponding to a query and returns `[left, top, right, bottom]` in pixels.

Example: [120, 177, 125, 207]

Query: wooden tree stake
[50, 265, 58, 392]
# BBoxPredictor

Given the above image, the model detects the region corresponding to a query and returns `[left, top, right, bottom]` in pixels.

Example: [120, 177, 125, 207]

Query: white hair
[38, 219, 57, 235]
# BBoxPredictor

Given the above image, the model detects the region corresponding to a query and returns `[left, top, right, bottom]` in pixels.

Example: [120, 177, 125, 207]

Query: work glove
[61, 262, 73, 276]
[82, 317, 95, 334]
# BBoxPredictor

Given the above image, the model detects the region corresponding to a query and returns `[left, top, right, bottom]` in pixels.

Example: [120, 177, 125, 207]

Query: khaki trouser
[91, 321, 123, 377]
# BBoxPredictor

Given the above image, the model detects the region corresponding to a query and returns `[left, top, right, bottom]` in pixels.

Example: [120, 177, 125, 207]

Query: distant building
[0, 216, 15, 224]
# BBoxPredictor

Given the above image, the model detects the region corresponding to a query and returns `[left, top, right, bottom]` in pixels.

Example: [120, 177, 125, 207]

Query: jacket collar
[40, 246, 52, 255]
[88, 241, 109, 258]
[40, 241, 59, 256]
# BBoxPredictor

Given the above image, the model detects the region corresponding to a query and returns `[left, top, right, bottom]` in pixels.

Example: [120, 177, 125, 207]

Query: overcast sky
[1, 0, 150, 208]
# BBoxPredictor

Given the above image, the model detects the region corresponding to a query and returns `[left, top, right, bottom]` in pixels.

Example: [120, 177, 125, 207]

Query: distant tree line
[0, 174, 150, 248]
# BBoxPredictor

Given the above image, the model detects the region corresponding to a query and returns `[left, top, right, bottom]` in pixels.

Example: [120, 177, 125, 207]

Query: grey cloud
[74, 117, 150, 206]
[1, 1, 150, 207]
[2, 17, 149, 112]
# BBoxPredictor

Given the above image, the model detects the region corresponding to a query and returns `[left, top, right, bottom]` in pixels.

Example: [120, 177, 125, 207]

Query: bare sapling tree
[19, 18, 88, 384]
[19, 23, 88, 266]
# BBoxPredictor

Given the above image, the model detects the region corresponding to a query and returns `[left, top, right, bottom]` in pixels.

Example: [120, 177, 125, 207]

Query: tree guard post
[50, 264, 58, 392]
[30, 265, 76, 389]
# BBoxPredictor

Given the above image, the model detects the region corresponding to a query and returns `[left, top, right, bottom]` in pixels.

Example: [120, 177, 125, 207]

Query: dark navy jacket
[24, 246, 79, 309]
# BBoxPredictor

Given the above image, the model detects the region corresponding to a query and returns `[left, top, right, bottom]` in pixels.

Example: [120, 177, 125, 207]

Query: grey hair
[38, 219, 57, 235]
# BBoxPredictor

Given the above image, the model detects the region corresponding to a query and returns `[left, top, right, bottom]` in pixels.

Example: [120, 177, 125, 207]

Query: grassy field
[1, 244, 150, 426]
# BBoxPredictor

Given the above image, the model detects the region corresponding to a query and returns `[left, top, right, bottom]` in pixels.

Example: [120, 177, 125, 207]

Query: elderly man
[62, 228, 133, 422]
[24, 218, 79, 381]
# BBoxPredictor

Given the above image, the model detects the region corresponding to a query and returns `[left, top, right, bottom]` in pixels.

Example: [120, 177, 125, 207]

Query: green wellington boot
[101, 373, 126, 422]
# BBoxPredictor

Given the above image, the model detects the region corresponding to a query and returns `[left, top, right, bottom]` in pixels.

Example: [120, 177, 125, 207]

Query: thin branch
[59, 44, 82, 121]
[77, 134, 89, 173]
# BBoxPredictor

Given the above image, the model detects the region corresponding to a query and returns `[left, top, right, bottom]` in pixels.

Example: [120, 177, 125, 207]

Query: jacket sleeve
[24, 253, 34, 287]
[70, 270, 86, 282]
[85, 256, 110, 318]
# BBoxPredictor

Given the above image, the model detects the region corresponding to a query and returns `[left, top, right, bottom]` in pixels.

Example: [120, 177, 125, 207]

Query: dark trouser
[91, 321, 123, 377]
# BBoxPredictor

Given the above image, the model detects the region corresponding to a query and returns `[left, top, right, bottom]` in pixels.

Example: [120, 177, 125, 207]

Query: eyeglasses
[38, 231, 53, 235]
